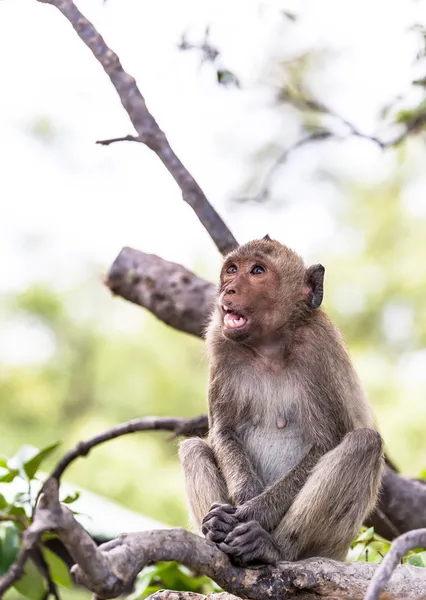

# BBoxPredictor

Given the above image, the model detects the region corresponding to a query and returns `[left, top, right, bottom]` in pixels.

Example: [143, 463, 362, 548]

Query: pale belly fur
[242, 422, 311, 488]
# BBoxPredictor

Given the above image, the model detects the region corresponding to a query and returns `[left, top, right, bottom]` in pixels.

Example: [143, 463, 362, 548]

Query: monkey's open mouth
[222, 307, 248, 329]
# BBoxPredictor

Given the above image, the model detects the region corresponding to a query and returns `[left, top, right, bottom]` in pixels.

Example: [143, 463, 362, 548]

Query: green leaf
[0, 468, 18, 483]
[355, 527, 375, 543]
[128, 566, 159, 599]
[0, 523, 21, 575]
[61, 491, 80, 504]
[13, 558, 46, 600]
[7, 505, 29, 523]
[42, 546, 72, 588]
[0, 457, 8, 469]
[0, 494, 8, 510]
[7, 443, 60, 480]
[23, 442, 60, 479]
[407, 553, 426, 567]
[347, 542, 367, 562]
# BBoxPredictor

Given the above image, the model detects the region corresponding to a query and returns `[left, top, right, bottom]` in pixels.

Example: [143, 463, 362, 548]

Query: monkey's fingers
[204, 529, 228, 543]
[207, 502, 236, 514]
[201, 515, 238, 538]
[223, 521, 255, 543]
[220, 521, 280, 565]
[202, 505, 237, 527]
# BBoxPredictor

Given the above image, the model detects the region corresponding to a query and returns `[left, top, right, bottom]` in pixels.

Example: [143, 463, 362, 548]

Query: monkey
[179, 236, 384, 567]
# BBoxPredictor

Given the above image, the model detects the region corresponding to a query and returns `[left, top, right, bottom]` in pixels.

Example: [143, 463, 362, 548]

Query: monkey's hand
[218, 520, 281, 566]
[234, 502, 269, 530]
[201, 503, 239, 543]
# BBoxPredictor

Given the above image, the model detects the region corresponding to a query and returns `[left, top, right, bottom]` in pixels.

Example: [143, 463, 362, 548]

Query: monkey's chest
[241, 417, 310, 487]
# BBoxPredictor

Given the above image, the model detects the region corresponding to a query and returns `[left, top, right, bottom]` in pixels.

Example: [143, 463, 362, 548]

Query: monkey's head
[217, 236, 325, 343]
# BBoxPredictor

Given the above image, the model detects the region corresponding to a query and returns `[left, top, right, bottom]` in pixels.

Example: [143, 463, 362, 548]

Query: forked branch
[36, 0, 237, 256]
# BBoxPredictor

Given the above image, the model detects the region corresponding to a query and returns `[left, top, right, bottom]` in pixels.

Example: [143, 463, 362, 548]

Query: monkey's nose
[224, 286, 236, 295]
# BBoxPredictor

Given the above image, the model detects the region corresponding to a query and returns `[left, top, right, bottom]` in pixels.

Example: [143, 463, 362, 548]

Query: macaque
[179, 236, 383, 566]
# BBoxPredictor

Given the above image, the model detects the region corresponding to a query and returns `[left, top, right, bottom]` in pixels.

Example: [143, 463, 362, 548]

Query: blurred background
[1, 0, 426, 581]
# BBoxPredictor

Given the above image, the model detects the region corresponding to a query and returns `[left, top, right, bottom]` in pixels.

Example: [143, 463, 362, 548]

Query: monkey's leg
[220, 428, 383, 566]
[178, 438, 238, 542]
[273, 428, 384, 562]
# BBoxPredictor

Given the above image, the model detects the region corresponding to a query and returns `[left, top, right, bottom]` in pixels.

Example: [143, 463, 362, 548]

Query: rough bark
[106, 248, 215, 337]
[70, 528, 426, 600]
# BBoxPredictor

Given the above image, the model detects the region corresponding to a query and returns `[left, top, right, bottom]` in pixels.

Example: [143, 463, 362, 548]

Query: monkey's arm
[235, 445, 322, 532]
[211, 429, 264, 504]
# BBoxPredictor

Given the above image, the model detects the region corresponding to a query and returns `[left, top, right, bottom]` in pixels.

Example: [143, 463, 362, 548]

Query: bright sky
[0, 0, 423, 291]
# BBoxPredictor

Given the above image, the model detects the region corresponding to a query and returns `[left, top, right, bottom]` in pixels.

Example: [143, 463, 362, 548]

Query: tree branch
[96, 135, 140, 146]
[50, 415, 209, 482]
[364, 529, 426, 600]
[36, 0, 237, 256]
[105, 247, 216, 338]
[66, 527, 426, 600]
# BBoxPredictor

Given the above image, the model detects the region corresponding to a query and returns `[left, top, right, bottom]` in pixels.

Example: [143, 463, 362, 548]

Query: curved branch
[364, 529, 426, 600]
[36, 0, 237, 256]
[50, 415, 209, 481]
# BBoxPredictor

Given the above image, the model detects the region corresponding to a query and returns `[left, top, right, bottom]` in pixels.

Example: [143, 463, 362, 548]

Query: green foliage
[349, 526, 426, 566]
[0, 443, 79, 600]
[128, 562, 218, 600]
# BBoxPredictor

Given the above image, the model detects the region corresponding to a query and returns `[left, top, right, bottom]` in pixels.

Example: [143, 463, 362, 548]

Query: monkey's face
[218, 254, 299, 343]
[216, 239, 325, 344]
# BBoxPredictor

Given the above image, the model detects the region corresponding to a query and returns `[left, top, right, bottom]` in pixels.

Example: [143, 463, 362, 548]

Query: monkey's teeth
[224, 313, 247, 329]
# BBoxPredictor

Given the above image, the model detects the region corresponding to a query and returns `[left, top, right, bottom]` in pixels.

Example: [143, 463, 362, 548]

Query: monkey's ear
[305, 264, 325, 309]
[262, 234, 271, 241]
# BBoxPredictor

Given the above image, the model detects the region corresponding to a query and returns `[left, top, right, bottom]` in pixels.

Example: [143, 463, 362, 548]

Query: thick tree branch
[70, 528, 426, 600]
[105, 247, 216, 338]
[36, 0, 237, 256]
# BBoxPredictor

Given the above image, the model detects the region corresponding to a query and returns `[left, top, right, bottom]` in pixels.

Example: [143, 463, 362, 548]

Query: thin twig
[244, 130, 333, 202]
[36, 0, 237, 255]
[96, 135, 140, 146]
[0, 514, 29, 527]
[364, 528, 426, 600]
[33, 547, 61, 600]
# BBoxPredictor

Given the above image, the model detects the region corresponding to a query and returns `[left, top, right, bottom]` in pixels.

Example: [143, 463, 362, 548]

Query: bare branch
[36, 0, 237, 256]
[364, 528, 426, 600]
[69, 528, 426, 600]
[236, 131, 334, 203]
[96, 135, 140, 146]
[105, 247, 216, 338]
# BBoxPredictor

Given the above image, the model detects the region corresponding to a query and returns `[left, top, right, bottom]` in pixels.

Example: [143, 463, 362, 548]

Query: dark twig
[364, 528, 426, 600]
[96, 135, 140, 146]
[33, 547, 61, 600]
[237, 130, 334, 203]
[36, 0, 237, 256]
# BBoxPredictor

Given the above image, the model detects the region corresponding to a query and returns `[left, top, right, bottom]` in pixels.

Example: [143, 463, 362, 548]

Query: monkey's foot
[218, 520, 281, 566]
[202, 503, 238, 543]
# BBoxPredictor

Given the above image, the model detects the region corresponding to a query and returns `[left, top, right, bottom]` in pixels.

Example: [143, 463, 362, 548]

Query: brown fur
[179, 238, 383, 566]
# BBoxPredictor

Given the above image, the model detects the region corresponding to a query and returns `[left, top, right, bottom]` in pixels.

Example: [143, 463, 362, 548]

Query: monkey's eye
[251, 265, 266, 275]
[226, 264, 237, 274]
